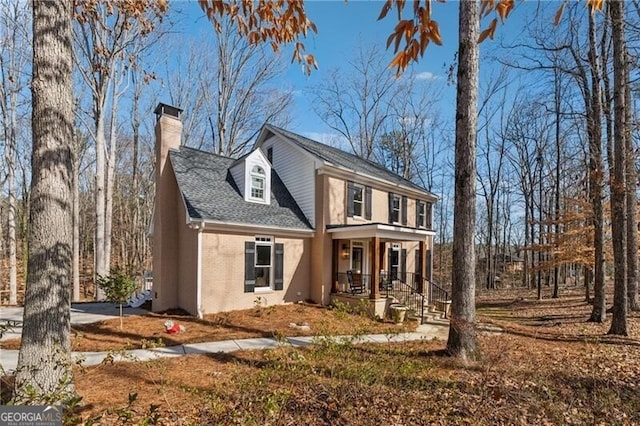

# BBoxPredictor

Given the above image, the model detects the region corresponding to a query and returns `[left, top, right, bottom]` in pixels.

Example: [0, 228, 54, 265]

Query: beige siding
[326, 176, 345, 225]
[370, 187, 389, 223]
[199, 231, 311, 313]
[177, 203, 198, 315]
[152, 160, 179, 312]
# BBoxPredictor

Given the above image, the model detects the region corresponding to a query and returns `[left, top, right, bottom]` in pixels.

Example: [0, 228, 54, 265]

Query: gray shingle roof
[170, 147, 313, 231]
[263, 124, 436, 197]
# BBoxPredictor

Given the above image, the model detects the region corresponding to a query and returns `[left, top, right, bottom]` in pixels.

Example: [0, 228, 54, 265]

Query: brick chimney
[152, 103, 183, 312]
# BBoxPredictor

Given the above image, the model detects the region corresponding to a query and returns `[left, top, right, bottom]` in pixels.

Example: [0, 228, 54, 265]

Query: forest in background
[1, 0, 639, 303]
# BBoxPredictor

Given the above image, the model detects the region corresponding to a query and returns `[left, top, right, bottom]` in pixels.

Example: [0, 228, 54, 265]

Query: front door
[390, 247, 399, 279]
[351, 246, 363, 273]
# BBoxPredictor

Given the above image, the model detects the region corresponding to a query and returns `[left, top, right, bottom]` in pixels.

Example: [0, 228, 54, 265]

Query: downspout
[196, 221, 204, 319]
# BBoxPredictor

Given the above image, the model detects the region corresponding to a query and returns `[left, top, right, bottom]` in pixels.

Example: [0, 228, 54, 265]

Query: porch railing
[428, 281, 450, 318]
[380, 271, 426, 323]
[334, 271, 451, 322]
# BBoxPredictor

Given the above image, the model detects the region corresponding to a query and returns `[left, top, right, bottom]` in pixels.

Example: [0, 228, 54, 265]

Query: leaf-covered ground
[0, 302, 418, 352]
[6, 288, 640, 425]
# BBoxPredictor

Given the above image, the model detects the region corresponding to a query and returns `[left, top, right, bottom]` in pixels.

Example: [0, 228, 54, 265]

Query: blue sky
[170, 0, 544, 141]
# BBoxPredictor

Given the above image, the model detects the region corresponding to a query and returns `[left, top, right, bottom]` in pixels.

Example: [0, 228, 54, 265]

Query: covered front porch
[327, 223, 446, 321]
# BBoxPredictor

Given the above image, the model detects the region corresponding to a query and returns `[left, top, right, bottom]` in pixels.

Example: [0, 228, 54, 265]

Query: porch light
[341, 244, 349, 259]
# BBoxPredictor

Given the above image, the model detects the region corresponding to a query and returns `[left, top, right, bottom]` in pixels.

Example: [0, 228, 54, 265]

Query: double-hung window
[391, 195, 401, 223]
[245, 237, 284, 292]
[347, 181, 371, 219]
[352, 184, 364, 217]
[388, 193, 407, 225]
[417, 201, 426, 228]
[254, 236, 272, 288]
[250, 166, 266, 201]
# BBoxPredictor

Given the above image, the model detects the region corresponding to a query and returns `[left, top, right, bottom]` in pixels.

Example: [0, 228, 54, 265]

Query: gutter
[193, 220, 204, 319]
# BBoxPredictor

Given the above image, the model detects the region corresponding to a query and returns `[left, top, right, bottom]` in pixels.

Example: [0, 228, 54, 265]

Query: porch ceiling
[326, 223, 434, 242]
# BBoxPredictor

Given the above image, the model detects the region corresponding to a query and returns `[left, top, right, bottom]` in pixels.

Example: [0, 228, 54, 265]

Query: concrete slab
[151, 346, 186, 357]
[73, 351, 111, 367]
[285, 336, 314, 347]
[235, 338, 279, 351]
[0, 303, 150, 341]
[114, 349, 163, 363]
[0, 349, 18, 373]
[184, 340, 241, 354]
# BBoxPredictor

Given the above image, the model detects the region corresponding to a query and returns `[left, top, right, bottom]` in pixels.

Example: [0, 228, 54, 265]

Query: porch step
[127, 288, 152, 308]
[409, 308, 449, 325]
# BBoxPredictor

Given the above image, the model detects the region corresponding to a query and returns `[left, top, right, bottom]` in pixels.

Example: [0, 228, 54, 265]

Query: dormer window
[250, 165, 266, 201]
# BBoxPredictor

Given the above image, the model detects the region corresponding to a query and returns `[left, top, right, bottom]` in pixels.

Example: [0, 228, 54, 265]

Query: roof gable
[257, 124, 436, 198]
[169, 147, 312, 231]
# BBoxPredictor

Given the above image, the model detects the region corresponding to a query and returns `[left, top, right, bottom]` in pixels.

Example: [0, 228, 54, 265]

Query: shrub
[96, 268, 138, 330]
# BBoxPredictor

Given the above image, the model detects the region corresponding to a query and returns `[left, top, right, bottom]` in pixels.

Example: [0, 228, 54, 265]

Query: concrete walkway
[0, 323, 449, 373]
[0, 303, 449, 373]
[0, 303, 149, 342]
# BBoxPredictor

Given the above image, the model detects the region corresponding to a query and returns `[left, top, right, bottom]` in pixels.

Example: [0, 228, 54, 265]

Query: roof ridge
[177, 145, 234, 161]
[264, 124, 430, 194]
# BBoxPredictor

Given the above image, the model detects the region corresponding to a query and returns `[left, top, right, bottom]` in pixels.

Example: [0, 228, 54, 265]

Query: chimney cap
[154, 103, 183, 121]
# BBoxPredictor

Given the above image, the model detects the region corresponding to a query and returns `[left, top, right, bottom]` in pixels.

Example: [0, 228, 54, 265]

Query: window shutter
[365, 186, 372, 220]
[274, 243, 284, 290]
[401, 196, 408, 225]
[426, 202, 433, 229]
[347, 181, 355, 217]
[416, 201, 421, 228]
[388, 192, 393, 223]
[401, 249, 407, 282]
[415, 250, 421, 279]
[244, 241, 255, 293]
[426, 249, 433, 282]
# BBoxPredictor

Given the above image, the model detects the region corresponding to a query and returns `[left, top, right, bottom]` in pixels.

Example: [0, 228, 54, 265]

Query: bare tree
[375, 73, 442, 181]
[73, 0, 166, 292]
[608, 0, 629, 336]
[0, 0, 30, 306]
[14, 0, 74, 403]
[447, 0, 479, 360]
[312, 44, 395, 159]
[159, 26, 291, 156]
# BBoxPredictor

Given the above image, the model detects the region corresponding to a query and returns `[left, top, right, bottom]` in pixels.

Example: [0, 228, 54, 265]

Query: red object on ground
[166, 323, 181, 334]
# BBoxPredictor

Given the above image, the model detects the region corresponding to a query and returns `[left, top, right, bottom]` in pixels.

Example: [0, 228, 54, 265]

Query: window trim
[391, 194, 401, 223]
[352, 183, 364, 218]
[417, 201, 426, 228]
[249, 165, 266, 202]
[254, 236, 273, 289]
[245, 236, 284, 293]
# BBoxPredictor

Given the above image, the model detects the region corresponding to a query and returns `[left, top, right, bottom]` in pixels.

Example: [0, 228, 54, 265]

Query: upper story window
[417, 200, 433, 228]
[347, 181, 371, 219]
[417, 201, 426, 227]
[250, 165, 266, 201]
[388, 192, 407, 225]
[353, 184, 364, 217]
[391, 195, 401, 223]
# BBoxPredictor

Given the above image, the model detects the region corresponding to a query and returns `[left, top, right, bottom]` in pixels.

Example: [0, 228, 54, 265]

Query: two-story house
[151, 103, 439, 319]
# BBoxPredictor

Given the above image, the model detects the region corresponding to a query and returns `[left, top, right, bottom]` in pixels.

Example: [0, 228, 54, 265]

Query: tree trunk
[72, 131, 80, 302]
[624, 60, 639, 312]
[552, 69, 561, 299]
[14, 0, 74, 403]
[446, 0, 478, 361]
[607, 0, 628, 336]
[7, 92, 17, 306]
[587, 8, 606, 323]
[105, 71, 121, 275]
[95, 111, 106, 293]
